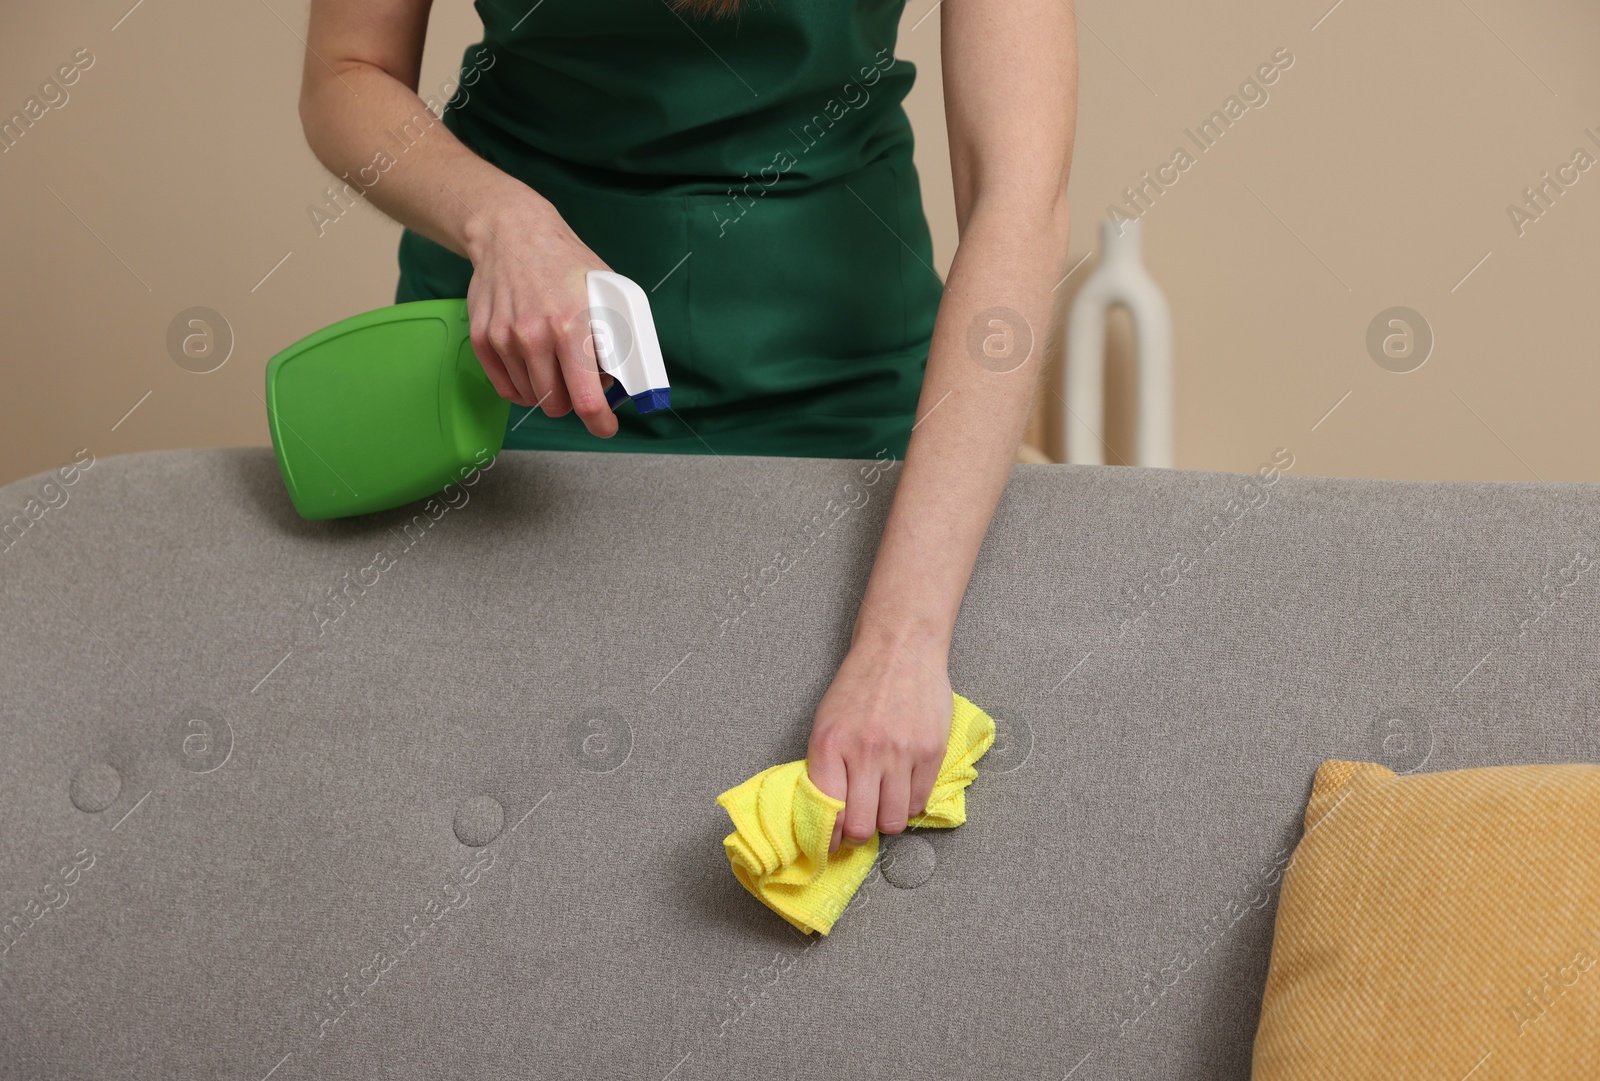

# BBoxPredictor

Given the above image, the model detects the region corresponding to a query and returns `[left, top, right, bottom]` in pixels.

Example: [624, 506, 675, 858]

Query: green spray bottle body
[264, 298, 509, 521]
[265, 272, 670, 521]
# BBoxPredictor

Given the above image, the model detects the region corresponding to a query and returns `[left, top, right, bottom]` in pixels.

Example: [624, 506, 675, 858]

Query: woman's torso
[397, 0, 944, 458]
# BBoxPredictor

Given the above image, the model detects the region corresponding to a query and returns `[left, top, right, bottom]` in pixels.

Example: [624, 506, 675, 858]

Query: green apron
[395, 0, 943, 459]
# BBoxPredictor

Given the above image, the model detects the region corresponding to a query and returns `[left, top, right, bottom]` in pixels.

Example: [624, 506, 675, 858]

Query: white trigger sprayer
[587, 270, 671, 413]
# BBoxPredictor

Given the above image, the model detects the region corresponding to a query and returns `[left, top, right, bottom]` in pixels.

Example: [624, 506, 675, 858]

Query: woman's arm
[299, 0, 617, 432]
[806, 0, 1078, 852]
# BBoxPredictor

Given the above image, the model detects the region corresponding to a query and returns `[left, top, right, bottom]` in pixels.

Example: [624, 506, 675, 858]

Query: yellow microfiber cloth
[715, 691, 996, 935]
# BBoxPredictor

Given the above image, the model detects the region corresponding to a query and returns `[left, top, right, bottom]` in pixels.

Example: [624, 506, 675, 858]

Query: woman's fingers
[477, 344, 527, 407]
[556, 310, 619, 438]
[511, 305, 571, 418]
[473, 289, 622, 435]
[811, 742, 926, 853]
[841, 759, 882, 849]
[906, 757, 938, 825]
[483, 301, 538, 407]
[468, 293, 530, 407]
[805, 750, 848, 855]
[877, 765, 912, 835]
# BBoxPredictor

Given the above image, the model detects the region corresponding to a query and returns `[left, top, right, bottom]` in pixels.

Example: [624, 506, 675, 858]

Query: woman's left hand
[805, 628, 953, 855]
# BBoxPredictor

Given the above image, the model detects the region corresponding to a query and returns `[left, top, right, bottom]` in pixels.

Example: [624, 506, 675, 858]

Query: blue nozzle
[603, 384, 670, 413]
[631, 388, 671, 413]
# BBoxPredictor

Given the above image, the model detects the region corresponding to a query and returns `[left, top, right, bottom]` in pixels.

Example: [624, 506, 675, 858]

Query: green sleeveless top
[395, 0, 943, 459]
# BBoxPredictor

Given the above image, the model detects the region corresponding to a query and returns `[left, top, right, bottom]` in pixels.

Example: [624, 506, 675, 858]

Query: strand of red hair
[672, 0, 743, 18]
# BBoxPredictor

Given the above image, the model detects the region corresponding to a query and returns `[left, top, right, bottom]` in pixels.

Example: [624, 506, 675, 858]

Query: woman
[300, 0, 1076, 855]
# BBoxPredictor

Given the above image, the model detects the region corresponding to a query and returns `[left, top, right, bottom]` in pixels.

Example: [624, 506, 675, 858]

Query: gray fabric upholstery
[3, 447, 1597, 1079]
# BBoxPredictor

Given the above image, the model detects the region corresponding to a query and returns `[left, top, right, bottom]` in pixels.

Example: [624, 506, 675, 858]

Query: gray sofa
[3, 446, 1595, 1079]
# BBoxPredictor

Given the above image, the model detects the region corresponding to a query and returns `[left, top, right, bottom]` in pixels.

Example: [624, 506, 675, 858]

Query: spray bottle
[264, 270, 670, 520]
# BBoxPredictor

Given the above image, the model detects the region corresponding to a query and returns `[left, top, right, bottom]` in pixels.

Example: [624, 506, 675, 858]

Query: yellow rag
[715, 691, 996, 935]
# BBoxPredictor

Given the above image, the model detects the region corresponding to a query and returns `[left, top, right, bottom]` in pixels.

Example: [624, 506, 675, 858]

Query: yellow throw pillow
[1252, 760, 1600, 1079]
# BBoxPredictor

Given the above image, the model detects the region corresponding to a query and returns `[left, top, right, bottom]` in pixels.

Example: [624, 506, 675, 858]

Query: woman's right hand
[461, 185, 619, 438]
[298, 2, 618, 436]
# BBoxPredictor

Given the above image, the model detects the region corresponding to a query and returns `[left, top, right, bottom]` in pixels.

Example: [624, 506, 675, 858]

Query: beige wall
[4, 1, 1599, 486]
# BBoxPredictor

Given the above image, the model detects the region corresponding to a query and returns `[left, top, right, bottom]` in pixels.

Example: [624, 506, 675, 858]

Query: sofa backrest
[3, 448, 1596, 1079]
